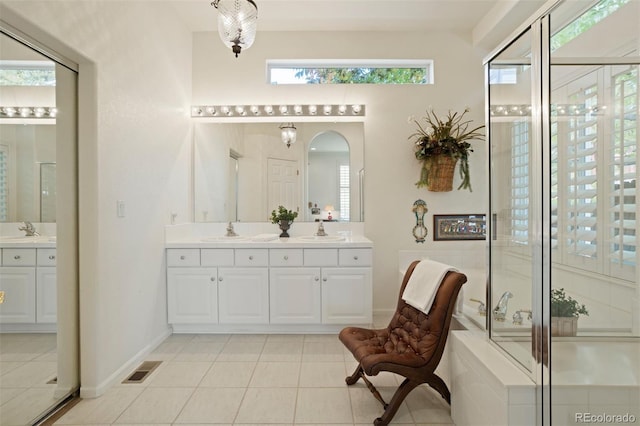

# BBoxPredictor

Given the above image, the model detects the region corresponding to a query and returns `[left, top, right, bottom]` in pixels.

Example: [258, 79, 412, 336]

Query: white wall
[1, 1, 193, 396]
[1, 2, 491, 397]
[192, 30, 489, 316]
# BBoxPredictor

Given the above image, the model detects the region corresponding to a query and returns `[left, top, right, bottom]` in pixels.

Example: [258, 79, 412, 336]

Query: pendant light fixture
[211, 0, 258, 58]
[279, 123, 297, 148]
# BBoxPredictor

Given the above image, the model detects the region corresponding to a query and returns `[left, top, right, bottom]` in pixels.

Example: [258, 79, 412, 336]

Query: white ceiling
[167, 0, 548, 49]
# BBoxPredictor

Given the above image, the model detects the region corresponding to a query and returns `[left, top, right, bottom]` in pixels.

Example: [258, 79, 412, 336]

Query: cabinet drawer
[338, 249, 372, 266]
[2, 249, 36, 266]
[201, 249, 234, 266]
[166, 249, 200, 267]
[37, 249, 57, 266]
[304, 249, 338, 266]
[235, 249, 268, 266]
[270, 249, 303, 266]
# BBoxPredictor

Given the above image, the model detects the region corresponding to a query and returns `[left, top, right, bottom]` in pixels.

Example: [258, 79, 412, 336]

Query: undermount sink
[297, 235, 346, 242]
[201, 235, 248, 242]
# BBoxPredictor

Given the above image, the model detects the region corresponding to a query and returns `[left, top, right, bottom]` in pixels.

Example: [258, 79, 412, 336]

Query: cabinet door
[36, 267, 57, 323]
[321, 267, 372, 324]
[167, 268, 218, 324]
[270, 267, 321, 324]
[0, 267, 36, 323]
[218, 267, 269, 324]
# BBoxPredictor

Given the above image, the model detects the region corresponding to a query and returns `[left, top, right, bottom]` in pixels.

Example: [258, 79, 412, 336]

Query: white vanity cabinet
[167, 267, 219, 324]
[0, 247, 57, 328]
[166, 241, 372, 333]
[270, 267, 322, 324]
[218, 267, 269, 324]
[269, 248, 373, 325]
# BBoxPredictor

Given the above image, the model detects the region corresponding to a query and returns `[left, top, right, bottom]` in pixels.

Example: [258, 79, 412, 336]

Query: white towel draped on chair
[402, 259, 458, 314]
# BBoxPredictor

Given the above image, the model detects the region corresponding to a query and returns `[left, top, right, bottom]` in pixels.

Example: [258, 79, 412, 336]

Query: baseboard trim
[79, 327, 172, 398]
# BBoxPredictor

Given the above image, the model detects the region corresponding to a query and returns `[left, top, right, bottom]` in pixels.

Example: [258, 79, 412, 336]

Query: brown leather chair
[339, 260, 466, 426]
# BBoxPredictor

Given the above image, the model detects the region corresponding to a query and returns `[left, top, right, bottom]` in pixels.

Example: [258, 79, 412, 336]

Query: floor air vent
[122, 361, 161, 384]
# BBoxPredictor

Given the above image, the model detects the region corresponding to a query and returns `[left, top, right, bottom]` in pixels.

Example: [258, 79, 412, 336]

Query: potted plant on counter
[551, 288, 588, 337]
[270, 205, 298, 238]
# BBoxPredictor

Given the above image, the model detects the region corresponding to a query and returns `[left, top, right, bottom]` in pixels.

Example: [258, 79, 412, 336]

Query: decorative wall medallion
[412, 199, 428, 243]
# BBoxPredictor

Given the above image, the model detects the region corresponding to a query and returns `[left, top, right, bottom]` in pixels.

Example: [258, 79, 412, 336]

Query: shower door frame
[486, 0, 640, 425]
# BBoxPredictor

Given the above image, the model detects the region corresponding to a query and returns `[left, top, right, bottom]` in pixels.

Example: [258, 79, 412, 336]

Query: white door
[267, 158, 299, 213]
[321, 267, 372, 324]
[36, 267, 57, 323]
[218, 267, 269, 324]
[270, 267, 321, 324]
[0, 267, 36, 323]
[167, 268, 218, 324]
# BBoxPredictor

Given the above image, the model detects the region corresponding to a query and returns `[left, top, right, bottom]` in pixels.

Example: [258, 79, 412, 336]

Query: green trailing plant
[270, 205, 298, 224]
[409, 108, 484, 191]
[551, 288, 589, 318]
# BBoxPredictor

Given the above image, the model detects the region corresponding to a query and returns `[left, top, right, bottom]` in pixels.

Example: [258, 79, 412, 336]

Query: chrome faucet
[492, 291, 513, 321]
[512, 309, 532, 325]
[315, 221, 327, 236]
[225, 222, 238, 237]
[18, 222, 39, 237]
[469, 298, 486, 316]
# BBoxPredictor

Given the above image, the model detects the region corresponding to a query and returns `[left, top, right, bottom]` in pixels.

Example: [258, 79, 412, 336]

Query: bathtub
[450, 329, 640, 426]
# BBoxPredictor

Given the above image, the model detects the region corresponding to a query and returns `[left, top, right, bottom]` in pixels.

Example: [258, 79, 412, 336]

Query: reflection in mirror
[307, 131, 349, 221]
[193, 121, 364, 222]
[0, 32, 57, 223]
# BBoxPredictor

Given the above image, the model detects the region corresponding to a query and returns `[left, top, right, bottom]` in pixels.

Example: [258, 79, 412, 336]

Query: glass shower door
[488, 28, 537, 374]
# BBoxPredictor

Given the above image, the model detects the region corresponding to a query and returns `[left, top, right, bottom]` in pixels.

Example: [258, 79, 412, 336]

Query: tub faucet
[225, 222, 238, 237]
[512, 309, 533, 325]
[18, 222, 39, 237]
[492, 291, 513, 321]
[469, 298, 486, 316]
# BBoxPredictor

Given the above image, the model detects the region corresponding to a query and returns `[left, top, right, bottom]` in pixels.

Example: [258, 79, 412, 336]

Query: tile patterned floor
[53, 333, 454, 425]
[0, 333, 59, 425]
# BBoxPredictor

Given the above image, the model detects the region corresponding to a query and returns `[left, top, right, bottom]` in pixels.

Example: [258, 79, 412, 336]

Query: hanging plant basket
[418, 155, 458, 192]
[410, 108, 484, 192]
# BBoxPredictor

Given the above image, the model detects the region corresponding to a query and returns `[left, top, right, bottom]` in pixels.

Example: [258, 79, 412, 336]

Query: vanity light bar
[0, 106, 58, 118]
[191, 104, 365, 118]
[490, 104, 604, 117]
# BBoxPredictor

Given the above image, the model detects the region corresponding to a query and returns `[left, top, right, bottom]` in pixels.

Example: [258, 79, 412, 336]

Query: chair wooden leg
[345, 364, 364, 385]
[373, 378, 421, 426]
[425, 373, 451, 404]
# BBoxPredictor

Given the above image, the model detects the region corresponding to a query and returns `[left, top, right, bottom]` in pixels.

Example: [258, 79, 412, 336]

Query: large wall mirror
[0, 34, 57, 223]
[193, 121, 364, 222]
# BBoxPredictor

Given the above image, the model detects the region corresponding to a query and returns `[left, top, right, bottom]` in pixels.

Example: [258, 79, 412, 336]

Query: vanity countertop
[0, 236, 56, 248]
[166, 235, 373, 249]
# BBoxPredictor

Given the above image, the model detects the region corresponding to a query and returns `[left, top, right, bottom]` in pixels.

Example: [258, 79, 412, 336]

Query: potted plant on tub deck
[551, 288, 588, 337]
[270, 205, 298, 238]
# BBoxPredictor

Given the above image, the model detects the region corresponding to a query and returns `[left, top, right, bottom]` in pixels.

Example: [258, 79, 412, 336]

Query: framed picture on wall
[433, 214, 486, 241]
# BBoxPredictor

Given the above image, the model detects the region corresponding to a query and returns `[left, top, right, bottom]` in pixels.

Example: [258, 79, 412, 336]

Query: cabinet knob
[249, 255, 254, 260]
[219, 276, 224, 281]
[14, 255, 20, 260]
[323, 277, 328, 282]
[353, 255, 359, 260]
[180, 255, 186, 260]
[49, 255, 56, 260]
[284, 255, 288, 260]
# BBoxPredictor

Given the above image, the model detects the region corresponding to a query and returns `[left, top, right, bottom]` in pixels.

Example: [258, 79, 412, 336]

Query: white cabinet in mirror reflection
[0, 247, 57, 328]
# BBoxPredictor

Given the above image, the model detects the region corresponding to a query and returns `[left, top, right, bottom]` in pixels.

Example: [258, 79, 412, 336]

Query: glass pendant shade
[279, 123, 297, 148]
[212, 0, 258, 58]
